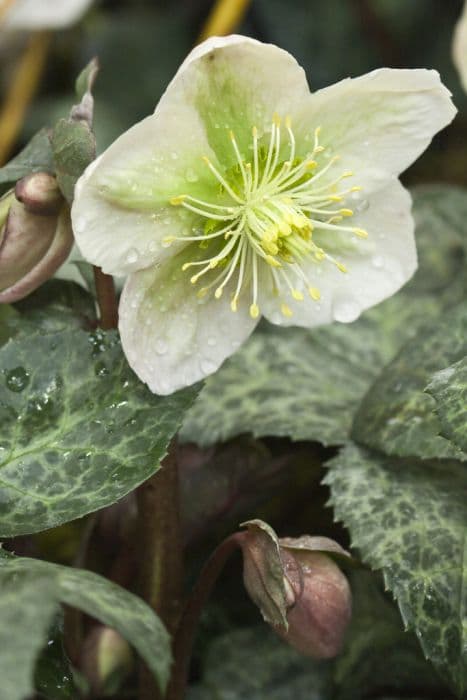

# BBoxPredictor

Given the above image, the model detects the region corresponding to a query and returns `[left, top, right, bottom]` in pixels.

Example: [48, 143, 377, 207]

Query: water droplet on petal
[207, 337, 217, 347]
[200, 358, 217, 375]
[372, 255, 384, 269]
[332, 298, 361, 323]
[126, 248, 139, 264]
[355, 198, 369, 213]
[185, 168, 199, 183]
[155, 339, 168, 355]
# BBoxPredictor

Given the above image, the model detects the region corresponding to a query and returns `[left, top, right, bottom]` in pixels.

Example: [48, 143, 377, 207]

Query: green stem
[167, 532, 245, 700]
[137, 445, 184, 700]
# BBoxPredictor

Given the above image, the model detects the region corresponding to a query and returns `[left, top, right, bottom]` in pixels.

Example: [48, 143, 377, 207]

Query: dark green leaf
[34, 618, 79, 700]
[0, 550, 171, 696]
[0, 130, 54, 190]
[426, 357, 467, 453]
[0, 327, 199, 536]
[352, 302, 467, 461]
[14, 279, 96, 332]
[325, 444, 467, 695]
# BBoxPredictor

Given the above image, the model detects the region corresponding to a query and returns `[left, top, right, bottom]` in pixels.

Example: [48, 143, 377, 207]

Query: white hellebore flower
[72, 35, 456, 395]
[453, 1, 467, 92]
[0, 0, 93, 31]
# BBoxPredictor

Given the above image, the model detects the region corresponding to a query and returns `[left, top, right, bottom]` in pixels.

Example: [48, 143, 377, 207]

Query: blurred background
[1, 0, 466, 185]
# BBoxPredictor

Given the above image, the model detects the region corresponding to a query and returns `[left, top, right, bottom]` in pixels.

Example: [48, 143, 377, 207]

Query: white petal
[3, 0, 93, 30]
[72, 36, 310, 276]
[295, 68, 456, 193]
[119, 254, 258, 395]
[259, 179, 416, 328]
[453, 2, 467, 92]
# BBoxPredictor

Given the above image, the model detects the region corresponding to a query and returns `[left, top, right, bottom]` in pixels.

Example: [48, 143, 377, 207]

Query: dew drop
[332, 298, 360, 323]
[200, 358, 217, 375]
[207, 336, 217, 347]
[126, 248, 139, 264]
[185, 168, 199, 183]
[148, 240, 158, 253]
[372, 255, 384, 269]
[355, 198, 369, 213]
[5, 367, 30, 392]
[155, 339, 168, 355]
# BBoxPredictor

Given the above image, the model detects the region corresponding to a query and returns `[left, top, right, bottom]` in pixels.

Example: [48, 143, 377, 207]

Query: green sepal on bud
[0, 173, 73, 303]
[240, 519, 352, 659]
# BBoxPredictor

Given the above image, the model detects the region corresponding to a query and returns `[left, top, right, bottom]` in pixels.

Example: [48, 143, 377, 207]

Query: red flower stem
[167, 531, 246, 700]
[93, 266, 118, 330]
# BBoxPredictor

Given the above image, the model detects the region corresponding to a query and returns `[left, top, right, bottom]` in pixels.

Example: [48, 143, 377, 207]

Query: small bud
[240, 521, 352, 659]
[0, 191, 73, 304]
[15, 172, 63, 216]
[81, 626, 134, 696]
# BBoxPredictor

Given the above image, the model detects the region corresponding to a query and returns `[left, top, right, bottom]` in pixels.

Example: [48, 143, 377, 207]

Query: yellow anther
[285, 115, 292, 129]
[264, 242, 279, 255]
[170, 195, 186, 206]
[252, 126, 258, 138]
[330, 155, 341, 163]
[182, 263, 191, 271]
[336, 262, 348, 273]
[246, 162, 252, 170]
[351, 186, 363, 192]
[328, 215, 343, 224]
[278, 220, 292, 236]
[209, 260, 218, 269]
[282, 196, 293, 205]
[202, 156, 211, 165]
[315, 250, 326, 261]
[230, 298, 238, 312]
[314, 126, 322, 138]
[250, 303, 260, 319]
[229, 130, 235, 141]
[340, 209, 353, 217]
[353, 228, 368, 238]
[265, 255, 281, 268]
[309, 287, 321, 301]
[292, 289, 304, 301]
[197, 288, 208, 299]
[306, 160, 318, 170]
[162, 236, 175, 245]
[281, 303, 293, 317]
[273, 113, 282, 127]
[314, 146, 325, 153]
[214, 287, 223, 299]
[329, 195, 343, 202]
[342, 170, 354, 178]
[190, 274, 199, 284]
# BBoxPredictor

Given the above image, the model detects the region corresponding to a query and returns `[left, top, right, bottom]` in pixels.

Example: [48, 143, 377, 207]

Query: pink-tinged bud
[15, 172, 63, 216]
[240, 521, 352, 660]
[0, 187, 73, 304]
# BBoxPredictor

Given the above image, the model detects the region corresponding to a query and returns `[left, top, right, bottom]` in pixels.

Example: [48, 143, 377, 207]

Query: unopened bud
[81, 626, 134, 696]
[240, 521, 352, 659]
[15, 172, 63, 216]
[0, 190, 73, 304]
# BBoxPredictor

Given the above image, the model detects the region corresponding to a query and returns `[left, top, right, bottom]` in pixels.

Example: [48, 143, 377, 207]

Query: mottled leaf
[0, 327, 199, 536]
[0, 550, 171, 696]
[182, 186, 467, 448]
[352, 302, 467, 461]
[34, 618, 79, 700]
[0, 130, 54, 190]
[325, 444, 467, 695]
[426, 357, 467, 453]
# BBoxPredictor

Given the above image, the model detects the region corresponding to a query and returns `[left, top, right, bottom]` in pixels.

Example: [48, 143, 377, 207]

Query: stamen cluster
[168, 116, 367, 319]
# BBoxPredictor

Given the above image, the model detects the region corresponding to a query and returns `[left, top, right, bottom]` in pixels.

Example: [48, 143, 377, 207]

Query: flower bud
[240, 520, 352, 659]
[0, 181, 73, 304]
[81, 626, 134, 696]
[15, 172, 63, 216]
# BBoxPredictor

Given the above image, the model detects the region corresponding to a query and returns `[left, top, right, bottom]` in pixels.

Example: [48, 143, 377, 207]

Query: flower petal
[71, 35, 310, 276]
[119, 250, 259, 394]
[259, 179, 416, 327]
[294, 68, 456, 193]
[453, 1, 467, 92]
[4, 0, 93, 29]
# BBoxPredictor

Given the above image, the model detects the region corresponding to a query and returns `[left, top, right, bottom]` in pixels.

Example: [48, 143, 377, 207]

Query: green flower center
[167, 115, 367, 319]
